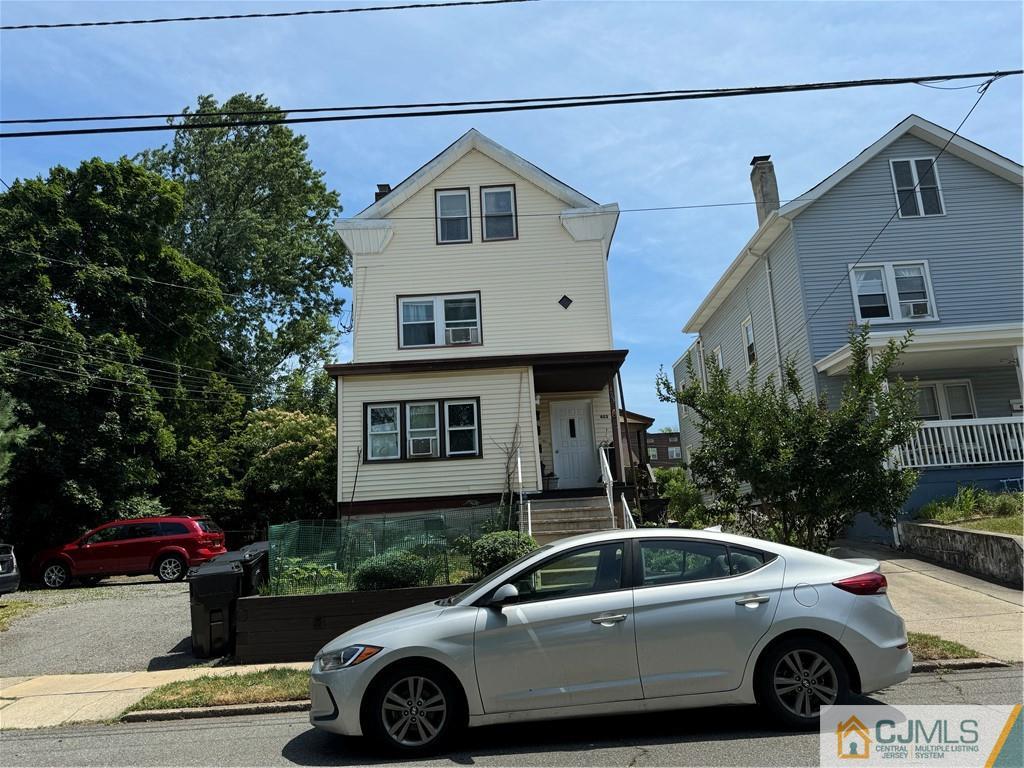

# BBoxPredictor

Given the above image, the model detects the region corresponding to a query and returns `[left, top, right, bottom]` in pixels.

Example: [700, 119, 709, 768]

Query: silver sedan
[309, 528, 911, 753]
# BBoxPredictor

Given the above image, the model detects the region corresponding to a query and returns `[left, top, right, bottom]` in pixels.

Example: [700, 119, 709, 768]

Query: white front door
[550, 400, 597, 489]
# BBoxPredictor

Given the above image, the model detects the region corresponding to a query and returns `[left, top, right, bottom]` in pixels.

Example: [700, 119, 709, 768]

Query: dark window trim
[630, 538, 779, 589]
[480, 183, 519, 242]
[395, 291, 484, 350]
[435, 187, 472, 245]
[363, 397, 483, 464]
[474, 539, 632, 607]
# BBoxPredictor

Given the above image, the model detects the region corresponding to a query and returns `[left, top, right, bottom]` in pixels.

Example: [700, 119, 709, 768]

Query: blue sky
[2, 1, 1021, 427]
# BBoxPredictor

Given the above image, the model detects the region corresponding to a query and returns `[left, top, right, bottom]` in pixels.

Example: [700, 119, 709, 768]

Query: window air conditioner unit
[410, 438, 436, 457]
[446, 327, 479, 345]
[909, 303, 930, 317]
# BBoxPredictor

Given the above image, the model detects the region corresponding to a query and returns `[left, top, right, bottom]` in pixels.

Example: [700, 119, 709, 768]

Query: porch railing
[897, 416, 1024, 468]
[621, 493, 636, 529]
[598, 446, 617, 529]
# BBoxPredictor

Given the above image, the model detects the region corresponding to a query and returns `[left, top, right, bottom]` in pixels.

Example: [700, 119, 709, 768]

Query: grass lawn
[0, 600, 37, 631]
[957, 514, 1023, 535]
[126, 668, 309, 712]
[907, 632, 981, 660]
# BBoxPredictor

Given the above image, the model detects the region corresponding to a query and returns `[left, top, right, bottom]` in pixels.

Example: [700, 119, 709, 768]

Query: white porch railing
[621, 493, 636, 529]
[897, 417, 1024, 468]
[516, 447, 533, 536]
[598, 446, 617, 529]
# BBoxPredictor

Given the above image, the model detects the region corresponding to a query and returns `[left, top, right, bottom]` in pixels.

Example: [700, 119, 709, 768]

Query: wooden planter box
[235, 584, 465, 664]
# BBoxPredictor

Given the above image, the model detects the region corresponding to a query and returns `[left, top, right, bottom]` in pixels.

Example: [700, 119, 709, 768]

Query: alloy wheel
[380, 675, 447, 747]
[43, 564, 68, 588]
[772, 649, 839, 718]
[158, 557, 183, 581]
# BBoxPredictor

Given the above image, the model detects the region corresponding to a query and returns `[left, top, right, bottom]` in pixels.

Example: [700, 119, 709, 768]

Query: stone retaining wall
[897, 521, 1023, 588]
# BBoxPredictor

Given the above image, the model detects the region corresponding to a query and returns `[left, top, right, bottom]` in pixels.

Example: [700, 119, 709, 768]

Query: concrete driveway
[835, 540, 1024, 662]
[1, 577, 201, 677]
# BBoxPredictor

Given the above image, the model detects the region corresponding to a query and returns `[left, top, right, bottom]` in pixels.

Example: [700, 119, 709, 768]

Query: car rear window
[195, 519, 222, 533]
[727, 546, 778, 575]
[159, 522, 189, 536]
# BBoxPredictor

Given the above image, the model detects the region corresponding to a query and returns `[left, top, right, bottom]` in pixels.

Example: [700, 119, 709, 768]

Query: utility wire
[804, 78, 996, 325]
[0, 0, 536, 31]
[2, 71, 1019, 139]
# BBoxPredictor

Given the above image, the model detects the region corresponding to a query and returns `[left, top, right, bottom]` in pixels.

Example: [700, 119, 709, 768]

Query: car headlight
[318, 644, 383, 672]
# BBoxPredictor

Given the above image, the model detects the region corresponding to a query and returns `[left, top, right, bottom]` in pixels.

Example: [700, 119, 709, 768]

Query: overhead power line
[2, 70, 1019, 139]
[0, 0, 536, 31]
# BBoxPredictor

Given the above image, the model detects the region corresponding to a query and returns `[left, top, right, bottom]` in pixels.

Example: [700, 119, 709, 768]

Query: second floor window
[890, 158, 944, 218]
[851, 262, 935, 322]
[741, 317, 756, 368]
[399, 293, 481, 347]
[647, 447, 659, 461]
[668, 446, 682, 459]
[436, 189, 471, 243]
[481, 185, 517, 240]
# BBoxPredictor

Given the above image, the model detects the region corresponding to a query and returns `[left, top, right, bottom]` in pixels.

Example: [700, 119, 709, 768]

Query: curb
[911, 658, 1010, 673]
[121, 700, 311, 723]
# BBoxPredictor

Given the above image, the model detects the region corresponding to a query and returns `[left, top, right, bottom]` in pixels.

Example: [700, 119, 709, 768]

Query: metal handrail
[598, 446, 617, 529]
[621, 492, 636, 529]
[516, 447, 532, 536]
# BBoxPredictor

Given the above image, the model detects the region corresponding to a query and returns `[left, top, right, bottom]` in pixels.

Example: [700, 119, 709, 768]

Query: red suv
[34, 516, 227, 588]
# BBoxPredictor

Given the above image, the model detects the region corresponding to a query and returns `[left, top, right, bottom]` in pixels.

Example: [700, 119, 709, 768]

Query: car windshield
[436, 544, 552, 606]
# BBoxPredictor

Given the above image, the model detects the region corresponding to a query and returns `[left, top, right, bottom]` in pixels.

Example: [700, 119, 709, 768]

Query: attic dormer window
[481, 185, 517, 240]
[436, 189, 471, 243]
[890, 158, 944, 217]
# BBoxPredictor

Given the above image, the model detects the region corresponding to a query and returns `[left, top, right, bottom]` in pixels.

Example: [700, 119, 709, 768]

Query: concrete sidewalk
[835, 540, 1024, 663]
[0, 662, 309, 730]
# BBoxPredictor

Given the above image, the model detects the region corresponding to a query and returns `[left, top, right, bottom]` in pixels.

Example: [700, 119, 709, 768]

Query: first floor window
[915, 380, 976, 420]
[850, 261, 935, 322]
[712, 346, 723, 369]
[482, 185, 517, 240]
[741, 317, 756, 368]
[445, 400, 479, 456]
[407, 402, 440, 457]
[647, 446, 659, 461]
[668, 446, 682, 460]
[367, 404, 400, 460]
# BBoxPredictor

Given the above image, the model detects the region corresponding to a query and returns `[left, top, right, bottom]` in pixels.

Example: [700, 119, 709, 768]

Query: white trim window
[915, 380, 976, 420]
[712, 346, 723, 369]
[482, 186, 517, 241]
[647, 446, 659, 461]
[740, 317, 756, 368]
[367, 404, 401, 460]
[406, 402, 440, 458]
[445, 400, 479, 456]
[890, 158, 945, 218]
[399, 293, 481, 347]
[436, 189, 471, 243]
[668, 446, 682, 460]
[850, 261, 937, 323]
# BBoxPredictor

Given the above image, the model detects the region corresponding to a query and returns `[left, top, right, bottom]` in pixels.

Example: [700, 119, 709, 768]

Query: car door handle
[591, 614, 627, 625]
[735, 595, 770, 607]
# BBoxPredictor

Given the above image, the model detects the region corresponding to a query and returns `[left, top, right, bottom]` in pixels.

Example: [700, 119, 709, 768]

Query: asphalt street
[5, 667, 1022, 767]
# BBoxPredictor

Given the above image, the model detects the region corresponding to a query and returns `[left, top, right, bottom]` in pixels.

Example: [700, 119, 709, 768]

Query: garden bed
[235, 583, 464, 663]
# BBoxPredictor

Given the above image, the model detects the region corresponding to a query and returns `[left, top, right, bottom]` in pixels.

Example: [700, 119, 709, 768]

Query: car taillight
[833, 572, 887, 595]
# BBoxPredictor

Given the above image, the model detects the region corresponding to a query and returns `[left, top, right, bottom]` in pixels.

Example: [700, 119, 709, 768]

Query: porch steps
[526, 497, 616, 545]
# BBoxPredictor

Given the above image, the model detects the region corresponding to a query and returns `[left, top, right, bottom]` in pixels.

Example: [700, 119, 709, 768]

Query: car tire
[362, 662, 465, 755]
[41, 561, 71, 589]
[80, 576, 103, 587]
[155, 554, 186, 583]
[756, 636, 850, 730]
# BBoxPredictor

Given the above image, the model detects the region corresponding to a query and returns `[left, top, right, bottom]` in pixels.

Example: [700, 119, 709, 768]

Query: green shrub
[269, 557, 348, 596]
[987, 493, 1023, 518]
[653, 467, 706, 527]
[470, 531, 537, 576]
[914, 488, 1022, 524]
[353, 550, 427, 591]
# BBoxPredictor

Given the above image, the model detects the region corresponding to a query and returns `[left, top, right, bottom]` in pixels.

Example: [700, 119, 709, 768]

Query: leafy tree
[653, 466, 706, 527]
[139, 93, 351, 395]
[0, 392, 34, 486]
[655, 325, 920, 552]
[274, 369, 336, 416]
[0, 158, 222, 553]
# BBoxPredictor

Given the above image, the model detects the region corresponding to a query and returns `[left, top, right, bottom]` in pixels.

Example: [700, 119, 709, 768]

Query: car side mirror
[488, 583, 519, 608]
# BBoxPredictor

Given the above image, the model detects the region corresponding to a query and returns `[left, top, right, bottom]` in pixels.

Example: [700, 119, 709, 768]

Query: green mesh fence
[267, 506, 514, 595]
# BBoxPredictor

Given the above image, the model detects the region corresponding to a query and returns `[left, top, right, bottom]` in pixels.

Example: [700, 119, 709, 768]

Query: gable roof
[683, 114, 1024, 333]
[355, 128, 599, 219]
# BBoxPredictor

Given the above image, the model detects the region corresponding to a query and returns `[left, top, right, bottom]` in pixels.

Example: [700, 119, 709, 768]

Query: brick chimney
[374, 183, 392, 202]
[749, 155, 779, 226]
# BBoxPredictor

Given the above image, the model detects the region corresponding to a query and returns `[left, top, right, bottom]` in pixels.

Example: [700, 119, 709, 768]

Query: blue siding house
[674, 115, 1023, 542]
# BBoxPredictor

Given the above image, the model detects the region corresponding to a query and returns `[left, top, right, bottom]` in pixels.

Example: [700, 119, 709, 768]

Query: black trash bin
[189, 559, 243, 658]
[238, 541, 269, 597]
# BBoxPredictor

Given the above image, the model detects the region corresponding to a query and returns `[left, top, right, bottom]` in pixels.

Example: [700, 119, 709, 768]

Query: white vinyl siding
[436, 189, 471, 243]
[849, 261, 937, 323]
[338, 367, 539, 503]
[399, 293, 481, 348]
[890, 158, 945, 218]
[351, 149, 612, 362]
